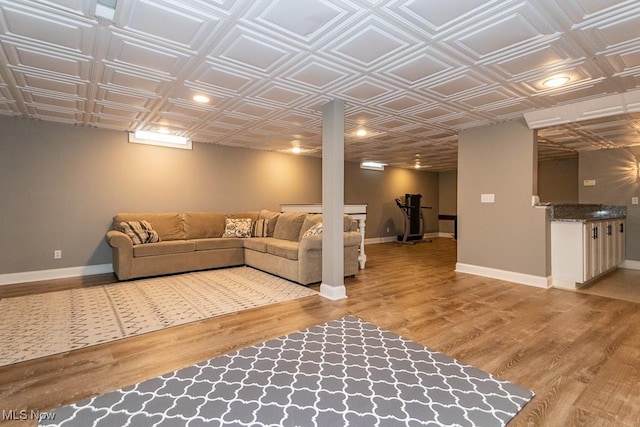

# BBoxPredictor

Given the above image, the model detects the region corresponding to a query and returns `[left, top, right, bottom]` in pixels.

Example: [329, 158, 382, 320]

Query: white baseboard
[455, 262, 552, 288]
[0, 264, 113, 286]
[364, 236, 397, 244]
[364, 233, 451, 245]
[620, 260, 640, 270]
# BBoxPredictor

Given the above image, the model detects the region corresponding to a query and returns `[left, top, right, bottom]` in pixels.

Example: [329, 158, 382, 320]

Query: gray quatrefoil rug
[41, 316, 534, 427]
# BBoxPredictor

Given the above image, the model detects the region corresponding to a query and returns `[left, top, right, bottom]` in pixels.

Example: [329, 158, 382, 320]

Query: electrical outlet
[386, 227, 390, 233]
[54, 250, 62, 259]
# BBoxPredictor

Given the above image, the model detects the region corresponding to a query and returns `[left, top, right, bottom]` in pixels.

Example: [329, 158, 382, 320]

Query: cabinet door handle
[592, 227, 597, 239]
[620, 223, 624, 233]
[607, 224, 612, 235]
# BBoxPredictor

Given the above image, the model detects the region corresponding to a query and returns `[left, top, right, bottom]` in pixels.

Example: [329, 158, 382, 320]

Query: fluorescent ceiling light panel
[128, 130, 192, 150]
[360, 161, 386, 171]
[96, 0, 117, 20]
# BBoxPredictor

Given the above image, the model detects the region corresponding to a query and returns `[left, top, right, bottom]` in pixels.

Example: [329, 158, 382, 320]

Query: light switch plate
[481, 193, 495, 203]
[583, 179, 596, 186]
[633, 197, 639, 205]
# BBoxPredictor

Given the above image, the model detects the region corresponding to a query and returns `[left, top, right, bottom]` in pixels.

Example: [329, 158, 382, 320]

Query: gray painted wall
[438, 171, 457, 234]
[538, 158, 579, 203]
[579, 147, 640, 261]
[457, 120, 549, 277]
[0, 116, 439, 275]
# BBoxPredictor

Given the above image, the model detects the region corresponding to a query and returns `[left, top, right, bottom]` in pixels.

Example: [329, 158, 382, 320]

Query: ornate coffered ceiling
[1, 0, 639, 170]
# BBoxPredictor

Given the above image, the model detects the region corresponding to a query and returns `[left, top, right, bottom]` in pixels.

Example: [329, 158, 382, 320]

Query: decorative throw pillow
[302, 222, 323, 238]
[222, 218, 252, 238]
[252, 218, 269, 237]
[120, 220, 160, 245]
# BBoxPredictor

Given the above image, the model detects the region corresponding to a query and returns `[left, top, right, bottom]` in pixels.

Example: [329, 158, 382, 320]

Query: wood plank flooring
[1, 238, 640, 426]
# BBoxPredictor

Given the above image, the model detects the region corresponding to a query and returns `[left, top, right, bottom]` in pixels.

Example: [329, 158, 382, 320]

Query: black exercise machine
[395, 193, 432, 243]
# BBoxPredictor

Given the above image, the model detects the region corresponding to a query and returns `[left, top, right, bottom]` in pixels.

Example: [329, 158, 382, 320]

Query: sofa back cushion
[273, 211, 307, 241]
[298, 214, 355, 239]
[227, 211, 260, 222]
[113, 213, 185, 241]
[299, 214, 322, 240]
[258, 210, 280, 237]
[183, 212, 226, 239]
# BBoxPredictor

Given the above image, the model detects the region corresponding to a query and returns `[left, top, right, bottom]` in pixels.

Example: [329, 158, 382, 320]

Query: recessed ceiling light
[193, 94, 210, 103]
[292, 146, 301, 154]
[543, 76, 570, 88]
[355, 129, 368, 137]
[414, 163, 421, 169]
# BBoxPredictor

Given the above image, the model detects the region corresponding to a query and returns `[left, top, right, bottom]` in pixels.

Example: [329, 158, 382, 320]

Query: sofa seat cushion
[243, 237, 275, 253]
[133, 240, 195, 258]
[267, 240, 300, 261]
[193, 238, 245, 251]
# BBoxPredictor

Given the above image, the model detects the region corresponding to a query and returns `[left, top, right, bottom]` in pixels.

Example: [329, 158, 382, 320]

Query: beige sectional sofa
[105, 210, 361, 285]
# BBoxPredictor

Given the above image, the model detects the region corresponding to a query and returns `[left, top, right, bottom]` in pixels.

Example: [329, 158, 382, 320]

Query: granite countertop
[549, 204, 626, 221]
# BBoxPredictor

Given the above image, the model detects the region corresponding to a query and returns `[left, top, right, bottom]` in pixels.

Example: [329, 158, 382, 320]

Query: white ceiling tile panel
[185, 62, 257, 94]
[1, 0, 640, 169]
[96, 86, 157, 109]
[93, 101, 147, 118]
[339, 77, 395, 102]
[3, 43, 91, 80]
[327, 16, 419, 67]
[382, 48, 460, 85]
[30, 104, 82, 122]
[450, 5, 559, 61]
[12, 70, 87, 96]
[22, 91, 84, 111]
[254, 83, 310, 105]
[104, 34, 190, 77]
[215, 28, 295, 73]
[90, 114, 138, 130]
[101, 64, 172, 94]
[251, 0, 346, 42]
[281, 58, 352, 91]
[386, 0, 507, 36]
[117, 0, 223, 51]
[0, 2, 96, 54]
[228, 101, 279, 119]
[36, 0, 89, 15]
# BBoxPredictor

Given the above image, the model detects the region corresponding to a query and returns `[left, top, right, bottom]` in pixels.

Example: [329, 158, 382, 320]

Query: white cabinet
[551, 219, 625, 289]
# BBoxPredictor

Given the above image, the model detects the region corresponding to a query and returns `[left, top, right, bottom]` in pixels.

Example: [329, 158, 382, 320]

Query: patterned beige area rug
[0, 267, 317, 367]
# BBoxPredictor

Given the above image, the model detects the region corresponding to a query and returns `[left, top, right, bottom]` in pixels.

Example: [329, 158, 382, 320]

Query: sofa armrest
[106, 230, 133, 250]
[105, 230, 134, 280]
[344, 231, 361, 246]
[299, 234, 323, 251]
[299, 231, 361, 251]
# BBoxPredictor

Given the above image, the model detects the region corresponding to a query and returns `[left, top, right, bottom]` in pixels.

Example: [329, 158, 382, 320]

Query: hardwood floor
[1, 238, 640, 426]
[578, 268, 640, 304]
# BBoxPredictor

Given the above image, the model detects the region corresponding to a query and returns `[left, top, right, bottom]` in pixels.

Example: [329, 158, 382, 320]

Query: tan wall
[457, 120, 549, 277]
[579, 147, 640, 261]
[345, 164, 439, 239]
[0, 116, 439, 275]
[538, 158, 579, 203]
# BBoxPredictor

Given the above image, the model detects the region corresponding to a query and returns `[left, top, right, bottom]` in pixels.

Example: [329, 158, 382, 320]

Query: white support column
[320, 100, 347, 300]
